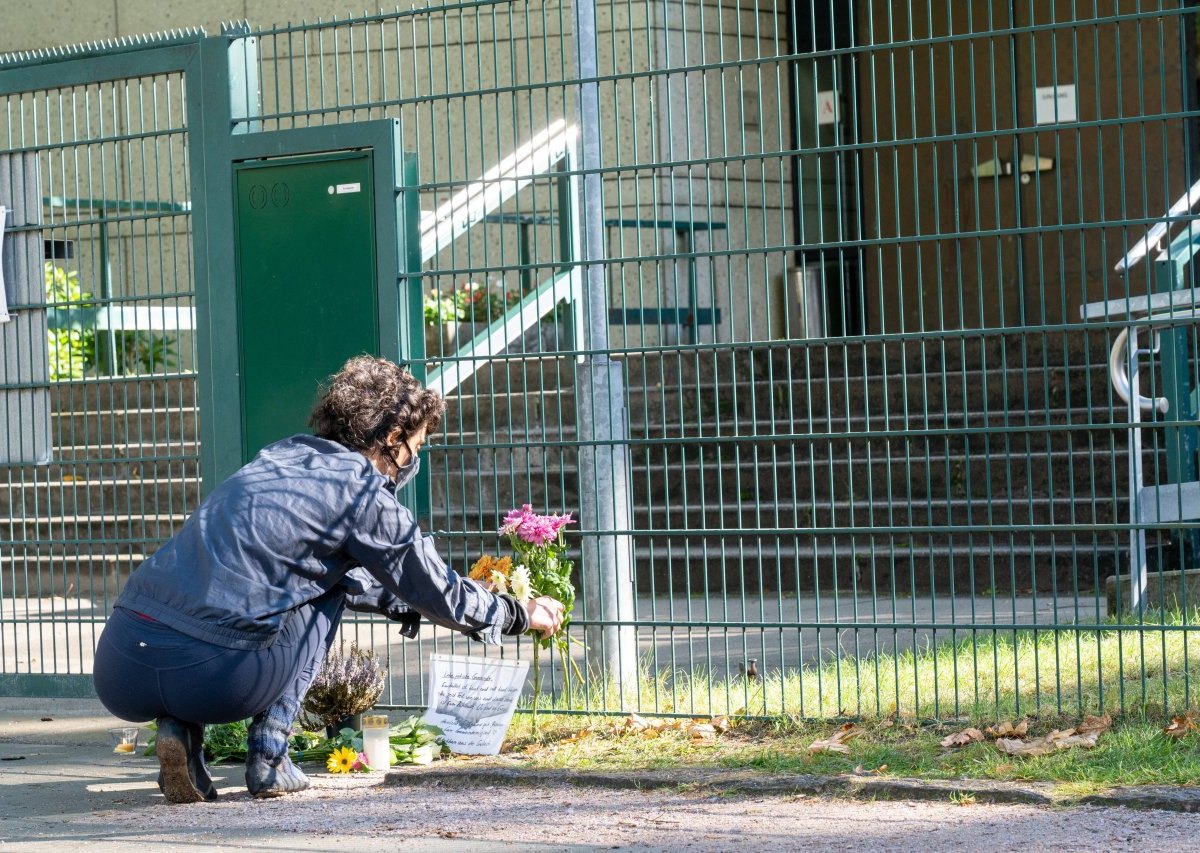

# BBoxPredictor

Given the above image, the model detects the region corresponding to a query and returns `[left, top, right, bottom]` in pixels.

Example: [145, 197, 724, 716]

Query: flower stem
[558, 638, 572, 707]
[531, 643, 541, 734]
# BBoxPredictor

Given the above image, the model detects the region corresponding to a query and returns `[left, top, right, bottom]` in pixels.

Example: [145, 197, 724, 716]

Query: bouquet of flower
[469, 505, 581, 721]
[468, 554, 515, 595]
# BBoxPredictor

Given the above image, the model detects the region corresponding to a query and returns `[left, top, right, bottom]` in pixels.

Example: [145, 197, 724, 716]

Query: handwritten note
[421, 653, 529, 755]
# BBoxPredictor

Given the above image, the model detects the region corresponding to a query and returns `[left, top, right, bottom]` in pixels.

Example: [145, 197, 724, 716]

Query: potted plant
[424, 280, 574, 357]
[423, 292, 458, 357]
[423, 281, 509, 356]
[300, 642, 385, 737]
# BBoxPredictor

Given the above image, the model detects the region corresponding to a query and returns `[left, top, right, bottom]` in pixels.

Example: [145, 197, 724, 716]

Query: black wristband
[498, 593, 530, 636]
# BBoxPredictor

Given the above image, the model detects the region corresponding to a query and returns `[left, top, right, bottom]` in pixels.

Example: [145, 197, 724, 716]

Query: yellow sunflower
[326, 745, 358, 774]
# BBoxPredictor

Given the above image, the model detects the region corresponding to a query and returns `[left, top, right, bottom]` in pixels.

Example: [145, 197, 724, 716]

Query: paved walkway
[1, 697, 1197, 852]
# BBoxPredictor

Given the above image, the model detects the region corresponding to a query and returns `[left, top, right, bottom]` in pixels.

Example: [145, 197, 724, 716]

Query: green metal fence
[3, 1, 1200, 722]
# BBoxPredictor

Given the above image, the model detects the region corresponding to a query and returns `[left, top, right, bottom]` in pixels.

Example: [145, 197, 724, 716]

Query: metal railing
[420, 118, 584, 397]
[2, 3, 1200, 722]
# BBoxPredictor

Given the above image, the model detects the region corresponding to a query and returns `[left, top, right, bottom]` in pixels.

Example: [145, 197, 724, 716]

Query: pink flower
[500, 505, 574, 545]
[353, 752, 369, 771]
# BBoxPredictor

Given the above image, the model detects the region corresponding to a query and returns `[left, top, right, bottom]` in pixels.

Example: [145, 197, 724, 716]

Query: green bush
[44, 262, 178, 380]
[45, 263, 95, 381]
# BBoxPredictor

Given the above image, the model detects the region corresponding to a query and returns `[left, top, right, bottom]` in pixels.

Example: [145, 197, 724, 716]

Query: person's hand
[525, 596, 565, 639]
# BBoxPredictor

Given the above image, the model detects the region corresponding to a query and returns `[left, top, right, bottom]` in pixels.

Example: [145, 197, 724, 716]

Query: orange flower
[469, 555, 512, 581]
[468, 555, 493, 580]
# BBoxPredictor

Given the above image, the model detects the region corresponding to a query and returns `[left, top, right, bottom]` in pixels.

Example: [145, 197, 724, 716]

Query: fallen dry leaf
[940, 727, 985, 748]
[997, 738, 1029, 757]
[1164, 710, 1199, 738]
[615, 714, 728, 743]
[623, 713, 652, 733]
[852, 763, 888, 776]
[985, 720, 1028, 739]
[1054, 731, 1103, 750]
[995, 737, 1045, 757]
[808, 723, 861, 755]
[557, 726, 594, 745]
[1078, 715, 1112, 736]
[995, 716, 1110, 757]
[877, 718, 895, 730]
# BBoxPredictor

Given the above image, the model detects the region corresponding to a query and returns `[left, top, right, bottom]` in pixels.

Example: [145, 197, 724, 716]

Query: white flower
[488, 570, 508, 595]
[509, 564, 532, 604]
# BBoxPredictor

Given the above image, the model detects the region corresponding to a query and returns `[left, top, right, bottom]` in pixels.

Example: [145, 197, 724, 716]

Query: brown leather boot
[155, 716, 208, 804]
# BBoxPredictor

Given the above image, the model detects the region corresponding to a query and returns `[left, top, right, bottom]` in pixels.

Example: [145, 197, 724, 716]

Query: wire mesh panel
[4, 2, 1200, 720]
[235, 1, 1199, 720]
[0, 57, 199, 693]
[243, 7, 590, 705]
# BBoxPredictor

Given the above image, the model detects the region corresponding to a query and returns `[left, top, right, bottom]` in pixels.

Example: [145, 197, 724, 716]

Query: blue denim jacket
[117, 435, 513, 649]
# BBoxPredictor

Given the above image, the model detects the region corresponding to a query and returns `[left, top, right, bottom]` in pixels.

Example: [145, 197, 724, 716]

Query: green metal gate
[3, 2, 1200, 721]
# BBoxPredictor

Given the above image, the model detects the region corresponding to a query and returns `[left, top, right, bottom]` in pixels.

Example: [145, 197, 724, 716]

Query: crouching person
[92, 356, 564, 802]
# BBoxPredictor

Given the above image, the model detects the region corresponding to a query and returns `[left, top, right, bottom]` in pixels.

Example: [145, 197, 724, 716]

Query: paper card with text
[421, 653, 530, 755]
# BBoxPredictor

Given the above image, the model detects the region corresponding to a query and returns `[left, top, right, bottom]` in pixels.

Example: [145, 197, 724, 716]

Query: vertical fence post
[0, 152, 50, 465]
[571, 0, 639, 700]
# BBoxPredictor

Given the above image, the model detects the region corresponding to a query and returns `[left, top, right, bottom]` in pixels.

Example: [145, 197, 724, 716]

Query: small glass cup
[108, 727, 140, 755]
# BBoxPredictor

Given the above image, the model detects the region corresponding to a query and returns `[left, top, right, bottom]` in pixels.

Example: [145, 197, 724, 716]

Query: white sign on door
[816, 90, 839, 125]
[1034, 84, 1077, 125]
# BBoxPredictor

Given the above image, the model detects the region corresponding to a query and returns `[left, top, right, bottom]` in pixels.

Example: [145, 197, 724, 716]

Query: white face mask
[389, 440, 421, 496]
[393, 453, 421, 495]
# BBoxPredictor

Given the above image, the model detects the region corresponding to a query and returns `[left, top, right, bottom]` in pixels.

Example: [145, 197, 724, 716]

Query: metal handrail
[421, 121, 583, 398]
[1109, 326, 1167, 415]
[1108, 309, 1200, 416]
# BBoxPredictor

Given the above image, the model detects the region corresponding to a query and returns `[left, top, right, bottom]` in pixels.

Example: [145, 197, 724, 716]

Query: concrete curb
[1078, 786, 1200, 812]
[384, 764, 1200, 811]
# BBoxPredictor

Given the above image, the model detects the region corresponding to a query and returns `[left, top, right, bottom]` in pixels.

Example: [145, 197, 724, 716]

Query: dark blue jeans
[93, 592, 345, 725]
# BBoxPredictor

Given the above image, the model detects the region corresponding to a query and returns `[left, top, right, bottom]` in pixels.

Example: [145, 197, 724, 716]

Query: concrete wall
[4, 2, 1188, 355]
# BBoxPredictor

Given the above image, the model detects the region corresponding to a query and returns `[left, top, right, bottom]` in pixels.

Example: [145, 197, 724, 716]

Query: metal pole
[0, 152, 51, 465]
[1128, 326, 1147, 613]
[571, 0, 639, 699]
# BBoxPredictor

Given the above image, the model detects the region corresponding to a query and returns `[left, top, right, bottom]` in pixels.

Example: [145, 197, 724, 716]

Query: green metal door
[234, 151, 378, 462]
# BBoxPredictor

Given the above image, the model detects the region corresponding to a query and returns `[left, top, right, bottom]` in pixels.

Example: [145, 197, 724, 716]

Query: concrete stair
[428, 332, 1142, 595]
[0, 377, 202, 600]
[0, 330, 1165, 601]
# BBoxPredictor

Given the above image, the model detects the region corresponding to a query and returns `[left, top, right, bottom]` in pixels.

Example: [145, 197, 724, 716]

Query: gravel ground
[3, 701, 1199, 852]
[25, 773, 1200, 852]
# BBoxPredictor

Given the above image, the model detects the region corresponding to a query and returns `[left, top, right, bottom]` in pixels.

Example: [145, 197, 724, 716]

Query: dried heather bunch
[300, 642, 385, 730]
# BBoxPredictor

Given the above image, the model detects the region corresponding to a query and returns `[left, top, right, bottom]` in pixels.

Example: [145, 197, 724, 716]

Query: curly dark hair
[308, 355, 445, 453]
